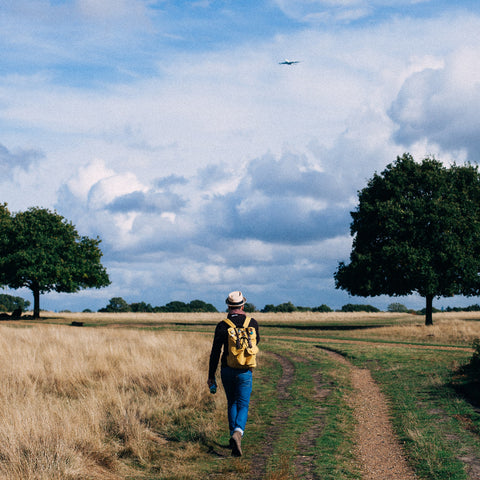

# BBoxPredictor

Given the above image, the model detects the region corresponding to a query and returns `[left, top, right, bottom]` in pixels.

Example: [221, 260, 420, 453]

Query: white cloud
[272, 0, 431, 23]
[66, 159, 115, 201]
[389, 45, 480, 160]
[87, 173, 146, 210]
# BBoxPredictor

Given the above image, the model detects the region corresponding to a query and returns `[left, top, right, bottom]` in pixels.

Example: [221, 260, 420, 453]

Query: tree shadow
[450, 366, 480, 411]
[450, 341, 480, 416]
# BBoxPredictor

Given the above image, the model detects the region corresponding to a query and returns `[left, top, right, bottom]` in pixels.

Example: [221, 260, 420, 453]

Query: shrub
[340, 303, 380, 313]
[261, 302, 297, 313]
[388, 303, 409, 313]
[312, 304, 333, 312]
[416, 306, 441, 315]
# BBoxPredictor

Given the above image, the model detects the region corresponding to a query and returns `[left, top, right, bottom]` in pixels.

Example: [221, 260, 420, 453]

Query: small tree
[100, 297, 130, 313]
[0, 207, 110, 318]
[312, 304, 333, 312]
[335, 154, 480, 325]
[387, 303, 409, 313]
[188, 299, 218, 312]
[0, 294, 30, 312]
[243, 302, 256, 313]
[275, 302, 297, 312]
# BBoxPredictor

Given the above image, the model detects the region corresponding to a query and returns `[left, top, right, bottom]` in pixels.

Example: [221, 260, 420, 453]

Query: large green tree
[0, 207, 110, 318]
[334, 153, 480, 325]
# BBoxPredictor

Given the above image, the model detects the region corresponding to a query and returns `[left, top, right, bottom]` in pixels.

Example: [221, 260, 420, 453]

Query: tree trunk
[32, 285, 41, 319]
[425, 294, 433, 326]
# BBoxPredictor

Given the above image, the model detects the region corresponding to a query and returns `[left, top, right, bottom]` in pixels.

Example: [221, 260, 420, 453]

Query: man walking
[208, 291, 260, 457]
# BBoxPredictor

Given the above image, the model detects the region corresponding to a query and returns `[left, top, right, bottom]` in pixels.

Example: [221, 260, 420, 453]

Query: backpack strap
[224, 317, 251, 329]
[223, 318, 236, 328]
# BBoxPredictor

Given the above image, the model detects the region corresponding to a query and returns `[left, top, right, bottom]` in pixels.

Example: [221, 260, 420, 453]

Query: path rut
[293, 369, 329, 480]
[249, 353, 295, 480]
[250, 353, 329, 480]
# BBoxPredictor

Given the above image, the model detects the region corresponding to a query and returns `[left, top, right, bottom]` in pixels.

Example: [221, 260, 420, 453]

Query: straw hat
[226, 291, 246, 308]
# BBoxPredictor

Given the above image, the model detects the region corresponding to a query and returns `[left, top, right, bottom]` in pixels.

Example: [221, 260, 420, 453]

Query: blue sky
[2, 0, 480, 312]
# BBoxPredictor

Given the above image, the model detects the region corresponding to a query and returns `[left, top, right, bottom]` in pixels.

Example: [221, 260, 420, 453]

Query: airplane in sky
[279, 59, 300, 65]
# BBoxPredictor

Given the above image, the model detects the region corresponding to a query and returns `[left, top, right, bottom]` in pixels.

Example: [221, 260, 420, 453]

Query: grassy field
[0, 326, 222, 479]
[1, 311, 479, 479]
[25, 310, 480, 346]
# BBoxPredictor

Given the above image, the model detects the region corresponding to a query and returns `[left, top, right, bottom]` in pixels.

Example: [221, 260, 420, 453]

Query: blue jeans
[221, 366, 253, 436]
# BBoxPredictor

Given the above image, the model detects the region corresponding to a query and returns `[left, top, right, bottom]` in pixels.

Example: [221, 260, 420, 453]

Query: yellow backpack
[224, 317, 259, 368]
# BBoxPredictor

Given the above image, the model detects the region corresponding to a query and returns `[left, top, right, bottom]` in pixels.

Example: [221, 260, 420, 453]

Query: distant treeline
[98, 297, 218, 313]
[97, 298, 382, 313]
[443, 304, 480, 312]
[4, 293, 480, 315]
[97, 298, 480, 314]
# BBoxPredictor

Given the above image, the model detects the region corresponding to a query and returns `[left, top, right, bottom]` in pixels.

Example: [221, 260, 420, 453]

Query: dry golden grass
[349, 317, 480, 346]
[0, 325, 223, 479]
[28, 310, 412, 326]
[26, 311, 480, 346]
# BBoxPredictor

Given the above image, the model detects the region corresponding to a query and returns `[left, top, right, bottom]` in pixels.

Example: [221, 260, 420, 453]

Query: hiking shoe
[230, 431, 242, 457]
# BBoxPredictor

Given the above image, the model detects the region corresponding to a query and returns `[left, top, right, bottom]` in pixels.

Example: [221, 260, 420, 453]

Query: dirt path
[320, 348, 418, 480]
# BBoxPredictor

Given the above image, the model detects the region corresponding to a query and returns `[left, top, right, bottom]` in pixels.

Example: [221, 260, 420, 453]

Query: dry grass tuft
[0, 325, 221, 479]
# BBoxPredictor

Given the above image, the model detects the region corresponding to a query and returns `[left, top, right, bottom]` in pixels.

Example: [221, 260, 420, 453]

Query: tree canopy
[334, 153, 480, 325]
[0, 206, 110, 318]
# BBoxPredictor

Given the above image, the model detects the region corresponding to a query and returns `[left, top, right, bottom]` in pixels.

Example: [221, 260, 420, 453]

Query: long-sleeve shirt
[208, 312, 260, 380]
